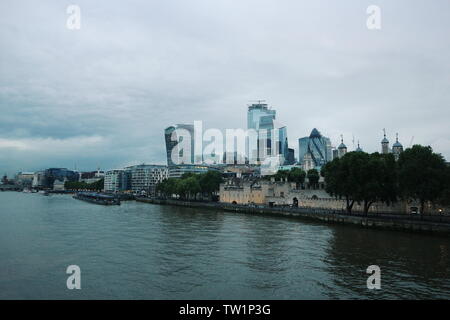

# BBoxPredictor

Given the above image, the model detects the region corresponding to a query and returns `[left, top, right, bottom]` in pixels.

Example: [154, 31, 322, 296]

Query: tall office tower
[286, 148, 296, 165]
[298, 128, 333, 170]
[381, 128, 390, 154]
[247, 102, 276, 131]
[247, 102, 288, 163]
[164, 124, 195, 166]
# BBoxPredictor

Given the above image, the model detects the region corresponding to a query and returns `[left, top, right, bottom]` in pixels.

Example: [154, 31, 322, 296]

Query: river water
[0, 192, 449, 299]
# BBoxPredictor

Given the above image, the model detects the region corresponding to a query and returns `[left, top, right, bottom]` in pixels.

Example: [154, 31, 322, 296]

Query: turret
[392, 133, 403, 160]
[338, 135, 347, 158]
[355, 140, 363, 152]
[381, 128, 389, 154]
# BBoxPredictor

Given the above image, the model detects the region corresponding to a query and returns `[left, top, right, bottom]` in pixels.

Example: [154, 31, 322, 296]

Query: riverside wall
[135, 198, 450, 235]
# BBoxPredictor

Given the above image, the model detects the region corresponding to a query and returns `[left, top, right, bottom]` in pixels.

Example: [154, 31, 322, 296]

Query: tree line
[64, 178, 104, 191]
[321, 145, 449, 215]
[265, 167, 320, 188]
[156, 171, 223, 201]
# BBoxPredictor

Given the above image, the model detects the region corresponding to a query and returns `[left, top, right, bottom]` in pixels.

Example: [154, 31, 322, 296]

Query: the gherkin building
[298, 128, 332, 169]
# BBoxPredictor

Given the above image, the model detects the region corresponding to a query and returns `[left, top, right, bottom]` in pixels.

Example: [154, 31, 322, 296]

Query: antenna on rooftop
[248, 99, 267, 104]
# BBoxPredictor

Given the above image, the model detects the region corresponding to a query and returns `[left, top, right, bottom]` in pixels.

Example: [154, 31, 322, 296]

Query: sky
[1, 0, 449, 175]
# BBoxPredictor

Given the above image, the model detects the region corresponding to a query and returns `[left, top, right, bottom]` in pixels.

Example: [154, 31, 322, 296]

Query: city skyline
[1, 0, 450, 175]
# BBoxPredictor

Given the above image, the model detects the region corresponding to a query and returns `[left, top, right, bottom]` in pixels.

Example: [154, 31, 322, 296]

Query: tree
[398, 145, 448, 214]
[64, 178, 104, 191]
[274, 170, 289, 181]
[322, 151, 398, 214]
[322, 156, 355, 213]
[156, 178, 177, 198]
[354, 153, 398, 215]
[199, 171, 223, 199]
[307, 169, 320, 189]
[287, 167, 306, 188]
[90, 178, 104, 191]
[184, 176, 201, 200]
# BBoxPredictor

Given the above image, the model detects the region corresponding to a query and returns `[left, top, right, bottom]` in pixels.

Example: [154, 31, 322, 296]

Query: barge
[73, 192, 120, 205]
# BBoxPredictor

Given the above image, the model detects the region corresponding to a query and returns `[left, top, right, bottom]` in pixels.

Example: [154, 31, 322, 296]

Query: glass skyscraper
[164, 124, 195, 166]
[247, 103, 289, 164]
[298, 128, 332, 170]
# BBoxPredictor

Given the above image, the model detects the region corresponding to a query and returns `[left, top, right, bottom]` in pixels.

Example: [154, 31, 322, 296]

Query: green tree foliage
[322, 152, 398, 214]
[322, 156, 355, 213]
[64, 178, 104, 191]
[266, 168, 306, 186]
[273, 170, 289, 181]
[199, 171, 223, 197]
[156, 178, 178, 197]
[156, 171, 223, 200]
[306, 169, 320, 188]
[397, 145, 448, 214]
[287, 167, 306, 188]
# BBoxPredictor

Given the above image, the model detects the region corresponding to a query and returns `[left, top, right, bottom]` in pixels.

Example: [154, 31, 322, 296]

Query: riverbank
[136, 198, 450, 235]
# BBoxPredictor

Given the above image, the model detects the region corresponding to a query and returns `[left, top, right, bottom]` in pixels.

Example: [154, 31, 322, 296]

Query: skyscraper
[164, 124, 195, 166]
[247, 102, 276, 131]
[298, 128, 332, 169]
[247, 102, 289, 164]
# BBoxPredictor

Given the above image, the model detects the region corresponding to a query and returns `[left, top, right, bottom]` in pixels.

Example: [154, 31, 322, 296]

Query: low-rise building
[32, 171, 46, 188]
[126, 164, 169, 195]
[15, 172, 34, 187]
[168, 164, 220, 179]
[104, 169, 129, 193]
[79, 170, 104, 184]
[53, 178, 67, 191]
[219, 178, 405, 214]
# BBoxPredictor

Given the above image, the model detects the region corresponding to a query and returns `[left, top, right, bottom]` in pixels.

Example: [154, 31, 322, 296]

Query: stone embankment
[136, 198, 450, 235]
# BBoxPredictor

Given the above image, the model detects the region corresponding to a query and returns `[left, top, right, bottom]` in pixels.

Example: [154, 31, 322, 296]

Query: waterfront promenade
[136, 198, 450, 235]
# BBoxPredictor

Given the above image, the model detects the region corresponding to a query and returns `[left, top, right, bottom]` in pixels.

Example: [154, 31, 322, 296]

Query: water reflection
[1, 192, 449, 299]
[325, 226, 450, 299]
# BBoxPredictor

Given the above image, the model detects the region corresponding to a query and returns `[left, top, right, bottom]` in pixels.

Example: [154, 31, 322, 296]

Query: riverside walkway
[136, 198, 450, 235]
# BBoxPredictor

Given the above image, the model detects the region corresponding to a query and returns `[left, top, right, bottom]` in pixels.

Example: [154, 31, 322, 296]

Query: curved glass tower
[298, 128, 332, 169]
[164, 124, 195, 166]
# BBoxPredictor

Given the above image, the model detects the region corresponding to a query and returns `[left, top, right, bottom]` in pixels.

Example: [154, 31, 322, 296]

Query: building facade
[104, 169, 129, 193]
[247, 102, 289, 164]
[168, 164, 220, 179]
[165, 124, 195, 166]
[43, 168, 78, 189]
[219, 179, 407, 214]
[15, 172, 34, 187]
[298, 128, 332, 170]
[79, 170, 105, 184]
[32, 171, 45, 188]
[126, 164, 169, 195]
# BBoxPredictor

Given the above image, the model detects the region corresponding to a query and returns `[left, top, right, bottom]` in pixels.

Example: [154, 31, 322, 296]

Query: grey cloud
[0, 0, 449, 175]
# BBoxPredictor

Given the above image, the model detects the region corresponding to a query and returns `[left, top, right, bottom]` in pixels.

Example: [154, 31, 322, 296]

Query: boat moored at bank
[73, 192, 120, 205]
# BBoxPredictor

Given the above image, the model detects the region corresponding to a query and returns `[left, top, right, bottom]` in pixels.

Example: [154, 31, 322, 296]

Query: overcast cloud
[1, 0, 449, 175]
